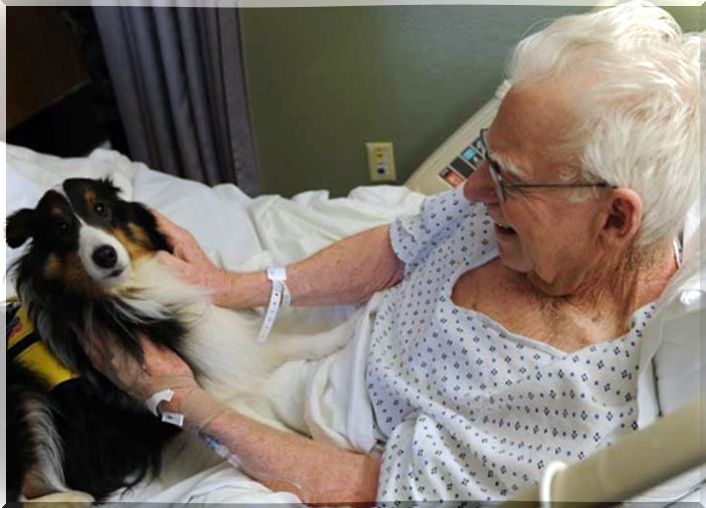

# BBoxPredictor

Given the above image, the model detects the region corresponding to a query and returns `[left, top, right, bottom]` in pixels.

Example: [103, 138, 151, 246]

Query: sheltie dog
[6, 178, 345, 502]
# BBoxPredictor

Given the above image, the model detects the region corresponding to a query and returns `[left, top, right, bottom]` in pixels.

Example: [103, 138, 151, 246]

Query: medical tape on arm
[199, 432, 309, 501]
[144, 381, 310, 499]
[165, 394, 311, 500]
[175, 388, 229, 432]
[257, 266, 291, 343]
[177, 394, 311, 500]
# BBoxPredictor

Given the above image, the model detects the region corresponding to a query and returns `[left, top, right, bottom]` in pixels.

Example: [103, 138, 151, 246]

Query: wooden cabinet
[6, 7, 88, 129]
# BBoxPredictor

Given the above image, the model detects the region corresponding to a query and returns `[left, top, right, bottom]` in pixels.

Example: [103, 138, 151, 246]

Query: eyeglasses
[479, 129, 614, 203]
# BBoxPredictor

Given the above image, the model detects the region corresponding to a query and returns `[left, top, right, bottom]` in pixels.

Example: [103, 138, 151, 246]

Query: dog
[6, 178, 346, 502]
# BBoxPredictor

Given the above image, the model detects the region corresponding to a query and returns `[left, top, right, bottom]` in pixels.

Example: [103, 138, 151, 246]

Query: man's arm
[155, 212, 404, 310]
[222, 224, 403, 309]
[186, 388, 381, 504]
[81, 334, 381, 505]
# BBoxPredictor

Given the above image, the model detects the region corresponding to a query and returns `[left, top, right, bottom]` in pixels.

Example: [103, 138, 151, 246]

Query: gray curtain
[93, 7, 259, 195]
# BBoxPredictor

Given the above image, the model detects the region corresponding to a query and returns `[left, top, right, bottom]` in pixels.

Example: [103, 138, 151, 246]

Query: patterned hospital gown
[367, 187, 655, 502]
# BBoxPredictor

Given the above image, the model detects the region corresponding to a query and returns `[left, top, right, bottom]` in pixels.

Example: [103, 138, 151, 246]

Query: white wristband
[144, 388, 185, 427]
[144, 388, 175, 417]
[257, 266, 291, 343]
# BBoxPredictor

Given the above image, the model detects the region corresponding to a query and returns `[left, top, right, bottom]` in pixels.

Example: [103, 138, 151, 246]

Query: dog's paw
[22, 490, 95, 505]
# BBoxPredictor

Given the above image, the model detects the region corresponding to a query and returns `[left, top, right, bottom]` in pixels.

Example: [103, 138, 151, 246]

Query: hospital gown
[368, 187, 655, 501]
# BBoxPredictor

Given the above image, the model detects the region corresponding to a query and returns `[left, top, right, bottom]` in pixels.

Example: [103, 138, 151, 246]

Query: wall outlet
[366, 142, 396, 182]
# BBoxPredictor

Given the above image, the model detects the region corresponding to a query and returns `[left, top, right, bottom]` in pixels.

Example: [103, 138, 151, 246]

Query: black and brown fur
[6, 178, 184, 501]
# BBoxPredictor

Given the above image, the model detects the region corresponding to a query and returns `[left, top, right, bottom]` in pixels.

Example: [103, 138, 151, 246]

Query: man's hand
[153, 211, 237, 308]
[81, 331, 198, 407]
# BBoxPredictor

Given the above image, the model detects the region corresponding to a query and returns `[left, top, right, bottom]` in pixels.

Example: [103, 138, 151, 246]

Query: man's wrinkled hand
[80, 331, 197, 405]
[152, 211, 236, 308]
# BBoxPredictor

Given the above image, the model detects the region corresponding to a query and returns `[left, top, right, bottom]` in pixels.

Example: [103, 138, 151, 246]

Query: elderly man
[82, 1, 702, 503]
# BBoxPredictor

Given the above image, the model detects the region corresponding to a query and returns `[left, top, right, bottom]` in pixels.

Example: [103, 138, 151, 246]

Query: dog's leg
[21, 490, 95, 505]
[265, 309, 361, 366]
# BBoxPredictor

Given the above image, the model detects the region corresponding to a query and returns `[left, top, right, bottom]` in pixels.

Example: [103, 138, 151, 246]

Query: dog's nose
[92, 245, 118, 269]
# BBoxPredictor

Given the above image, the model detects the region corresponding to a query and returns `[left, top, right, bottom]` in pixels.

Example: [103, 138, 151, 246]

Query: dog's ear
[6, 208, 37, 248]
[98, 178, 122, 198]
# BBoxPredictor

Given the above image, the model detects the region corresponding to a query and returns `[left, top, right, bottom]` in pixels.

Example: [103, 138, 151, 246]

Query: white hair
[507, 1, 703, 247]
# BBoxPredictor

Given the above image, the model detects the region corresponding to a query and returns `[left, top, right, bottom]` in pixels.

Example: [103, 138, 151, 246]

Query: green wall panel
[666, 5, 705, 32]
[240, 5, 697, 198]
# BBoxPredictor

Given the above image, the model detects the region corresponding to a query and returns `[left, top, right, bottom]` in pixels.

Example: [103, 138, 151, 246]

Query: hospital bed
[3, 82, 703, 503]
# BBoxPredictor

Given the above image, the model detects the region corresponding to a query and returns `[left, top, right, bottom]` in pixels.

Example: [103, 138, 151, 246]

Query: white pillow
[652, 198, 704, 416]
[636, 196, 703, 435]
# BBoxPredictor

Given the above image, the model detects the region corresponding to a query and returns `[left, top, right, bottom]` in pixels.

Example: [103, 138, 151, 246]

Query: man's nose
[463, 162, 498, 204]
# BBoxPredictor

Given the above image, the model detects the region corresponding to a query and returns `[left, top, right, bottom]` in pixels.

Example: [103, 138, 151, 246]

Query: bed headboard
[404, 81, 510, 195]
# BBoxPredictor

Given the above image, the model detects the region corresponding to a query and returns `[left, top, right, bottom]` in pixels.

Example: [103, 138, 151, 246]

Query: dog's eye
[57, 220, 69, 233]
[94, 203, 106, 216]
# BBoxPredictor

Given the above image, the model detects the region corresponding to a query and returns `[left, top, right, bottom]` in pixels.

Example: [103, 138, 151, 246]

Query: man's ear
[599, 188, 643, 248]
[6, 208, 37, 248]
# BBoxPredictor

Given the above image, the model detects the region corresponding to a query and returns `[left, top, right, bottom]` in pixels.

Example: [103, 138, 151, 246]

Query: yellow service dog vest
[7, 301, 78, 390]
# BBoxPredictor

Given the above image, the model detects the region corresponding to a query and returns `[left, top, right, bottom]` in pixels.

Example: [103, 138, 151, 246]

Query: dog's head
[6, 178, 171, 297]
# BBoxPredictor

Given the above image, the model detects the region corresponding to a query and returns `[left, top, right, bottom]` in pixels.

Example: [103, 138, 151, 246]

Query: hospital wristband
[256, 266, 291, 343]
[148, 386, 228, 432]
